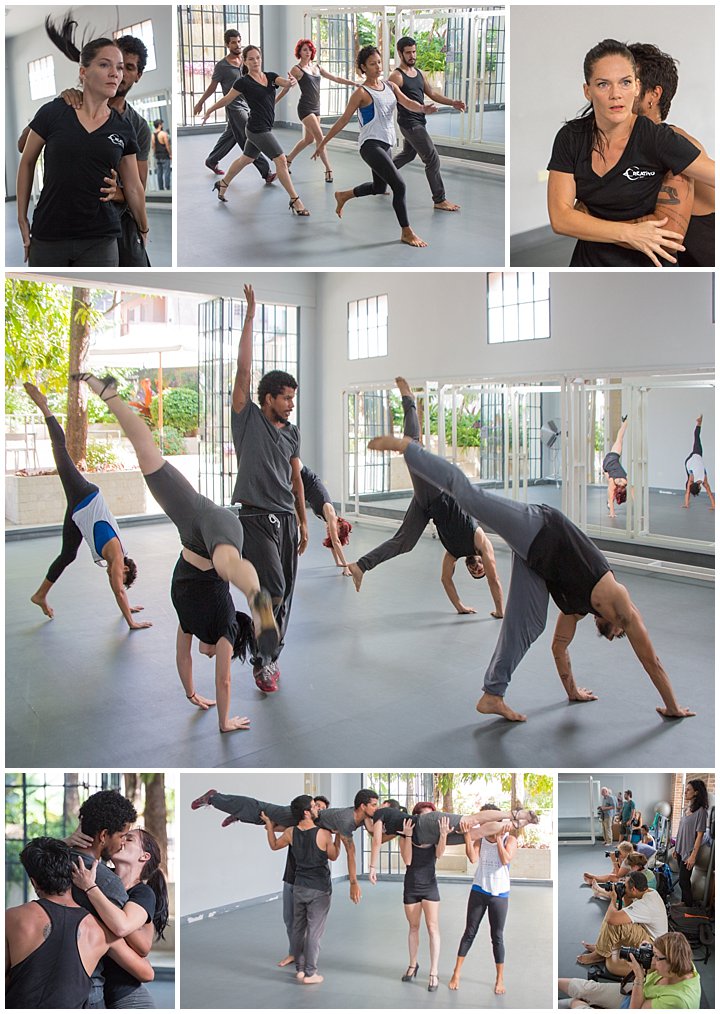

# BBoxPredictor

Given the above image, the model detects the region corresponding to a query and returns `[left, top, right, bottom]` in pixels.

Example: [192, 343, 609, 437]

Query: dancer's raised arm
[232, 284, 255, 412]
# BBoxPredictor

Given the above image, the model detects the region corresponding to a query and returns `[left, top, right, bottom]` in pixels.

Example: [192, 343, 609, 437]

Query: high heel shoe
[213, 180, 229, 203]
[428, 974, 439, 992]
[289, 197, 310, 217]
[402, 964, 419, 982]
[286, 159, 292, 175]
[324, 169, 333, 183]
[70, 372, 117, 401]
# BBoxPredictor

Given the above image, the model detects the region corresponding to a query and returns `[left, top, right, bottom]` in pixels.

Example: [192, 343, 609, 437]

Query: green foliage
[153, 426, 185, 456]
[356, 14, 377, 47]
[524, 773, 554, 813]
[595, 422, 604, 453]
[150, 388, 199, 436]
[5, 279, 72, 391]
[412, 30, 446, 74]
[85, 442, 122, 472]
[86, 370, 139, 423]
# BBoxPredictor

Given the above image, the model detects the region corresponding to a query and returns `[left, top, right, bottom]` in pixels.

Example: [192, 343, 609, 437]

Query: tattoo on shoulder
[42, 921, 52, 939]
[656, 186, 681, 206]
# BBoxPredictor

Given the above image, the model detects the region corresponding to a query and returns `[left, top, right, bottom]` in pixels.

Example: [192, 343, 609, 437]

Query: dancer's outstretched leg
[610, 416, 628, 456]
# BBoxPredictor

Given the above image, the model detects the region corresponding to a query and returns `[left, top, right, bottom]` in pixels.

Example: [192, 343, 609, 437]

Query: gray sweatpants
[283, 882, 294, 951]
[404, 442, 550, 697]
[291, 885, 332, 977]
[207, 104, 271, 178]
[394, 123, 446, 205]
[207, 793, 293, 827]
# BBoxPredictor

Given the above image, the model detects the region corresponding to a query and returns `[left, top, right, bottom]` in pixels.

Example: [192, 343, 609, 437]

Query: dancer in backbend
[603, 415, 629, 518]
[282, 39, 357, 181]
[72, 372, 278, 733]
[201, 45, 310, 216]
[449, 805, 519, 995]
[300, 463, 352, 574]
[23, 383, 149, 629]
[683, 414, 714, 510]
[313, 45, 438, 247]
[349, 377, 504, 616]
[368, 434, 695, 723]
[399, 807, 448, 992]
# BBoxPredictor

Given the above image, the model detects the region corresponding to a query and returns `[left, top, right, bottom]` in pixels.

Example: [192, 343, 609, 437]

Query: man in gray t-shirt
[193, 27, 274, 180]
[231, 283, 308, 693]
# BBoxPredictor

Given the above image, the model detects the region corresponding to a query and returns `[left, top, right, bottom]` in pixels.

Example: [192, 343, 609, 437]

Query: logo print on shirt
[623, 166, 656, 181]
[107, 133, 125, 148]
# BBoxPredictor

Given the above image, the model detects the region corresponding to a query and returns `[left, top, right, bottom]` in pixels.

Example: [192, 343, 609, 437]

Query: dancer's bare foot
[580, 941, 596, 952]
[187, 691, 216, 711]
[296, 971, 305, 980]
[335, 190, 352, 218]
[395, 376, 412, 398]
[277, 955, 294, 967]
[476, 692, 527, 722]
[30, 592, 54, 618]
[494, 977, 505, 995]
[401, 227, 428, 248]
[219, 716, 251, 733]
[23, 382, 50, 413]
[302, 974, 324, 984]
[348, 562, 364, 592]
[448, 974, 460, 990]
[434, 200, 460, 212]
[577, 952, 602, 966]
[368, 434, 412, 454]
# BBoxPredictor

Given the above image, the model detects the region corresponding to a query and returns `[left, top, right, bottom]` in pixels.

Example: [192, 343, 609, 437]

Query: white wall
[647, 386, 714, 489]
[510, 5, 716, 234]
[559, 773, 675, 827]
[5, 5, 174, 197]
[181, 772, 365, 917]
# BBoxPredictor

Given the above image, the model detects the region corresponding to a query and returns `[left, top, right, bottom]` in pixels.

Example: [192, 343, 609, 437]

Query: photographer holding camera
[582, 841, 633, 886]
[576, 872, 668, 975]
[591, 853, 656, 899]
[559, 931, 701, 1008]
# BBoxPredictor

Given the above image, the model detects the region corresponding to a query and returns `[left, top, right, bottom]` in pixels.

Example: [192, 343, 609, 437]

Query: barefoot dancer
[300, 463, 352, 574]
[72, 373, 279, 733]
[603, 415, 629, 518]
[349, 378, 504, 617]
[313, 45, 438, 248]
[449, 808, 518, 995]
[368, 435, 695, 723]
[683, 414, 715, 509]
[24, 383, 149, 629]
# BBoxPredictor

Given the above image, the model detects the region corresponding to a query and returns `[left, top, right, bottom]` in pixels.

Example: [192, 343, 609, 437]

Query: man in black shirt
[369, 435, 695, 724]
[389, 36, 466, 212]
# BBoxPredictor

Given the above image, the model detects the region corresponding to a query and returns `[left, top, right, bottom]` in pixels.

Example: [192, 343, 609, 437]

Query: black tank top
[429, 493, 477, 559]
[396, 67, 426, 127]
[404, 842, 438, 894]
[291, 825, 331, 892]
[154, 130, 170, 159]
[6, 899, 92, 1009]
[527, 506, 611, 616]
[373, 808, 415, 835]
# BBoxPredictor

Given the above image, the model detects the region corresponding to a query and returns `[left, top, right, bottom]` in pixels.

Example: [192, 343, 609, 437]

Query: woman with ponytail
[16, 14, 148, 266]
[547, 38, 715, 267]
[72, 828, 169, 1008]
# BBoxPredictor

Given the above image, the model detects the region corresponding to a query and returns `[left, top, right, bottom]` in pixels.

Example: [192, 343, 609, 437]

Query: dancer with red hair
[300, 463, 352, 574]
[603, 415, 629, 518]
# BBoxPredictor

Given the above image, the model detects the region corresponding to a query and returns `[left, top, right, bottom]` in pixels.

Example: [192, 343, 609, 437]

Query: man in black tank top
[389, 37, 466, 211]
[262, 795, 341, 984]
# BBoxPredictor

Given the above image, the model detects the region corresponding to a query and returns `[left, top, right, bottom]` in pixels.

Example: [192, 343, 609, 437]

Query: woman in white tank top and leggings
[314, 45, 438, 248]
[449, 807, 518, 996]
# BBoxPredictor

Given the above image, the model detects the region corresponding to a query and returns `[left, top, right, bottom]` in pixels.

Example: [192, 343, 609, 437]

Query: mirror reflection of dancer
[683, 415, 714, 510]
[282, 39, 357, 182]
[399, 807, 448, 992]
[314, 45, 438, 248]
[603, 415, 629, 518]
[368, 435, 695, 722]
[449, 806, 519, 995]
[300, 463, 352, 574]
[349, 378, 504, 616]
[390, 37, 466, 212]
[23, 383, 148, 629]
[202, 46, 310, 216]
[72, 373, 279, 732]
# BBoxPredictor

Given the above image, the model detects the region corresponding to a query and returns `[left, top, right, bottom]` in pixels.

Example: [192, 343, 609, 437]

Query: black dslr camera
[618, 942, 654, 970]
[597, 880, 625, 908]
[605, 848, 620, 859]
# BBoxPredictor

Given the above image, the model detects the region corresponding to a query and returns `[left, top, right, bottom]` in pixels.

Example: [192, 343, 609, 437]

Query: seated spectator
[559, 931, 702, 1008]
[576, 872, 668, 976]
[590, 854, 656, 899]
[636, 825, 657, 861]
[582, 841, 634, 885]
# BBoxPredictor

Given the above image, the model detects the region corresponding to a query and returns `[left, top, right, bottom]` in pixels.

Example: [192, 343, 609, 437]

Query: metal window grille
[114, 19, 157, 72]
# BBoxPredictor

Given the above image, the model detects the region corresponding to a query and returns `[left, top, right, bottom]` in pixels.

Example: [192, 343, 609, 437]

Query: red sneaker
[254, 661, 280, 693]
[191, 789, 217, 810]
[205, 160, 224, 175]
[221, 813, 240, 828]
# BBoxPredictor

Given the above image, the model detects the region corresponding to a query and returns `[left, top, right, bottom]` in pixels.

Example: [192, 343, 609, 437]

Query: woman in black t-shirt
[547, 39, 715, 267]
[72, 828, 170, 1009]
[201, 45, 310, 215]
[16, 16, 149, 267]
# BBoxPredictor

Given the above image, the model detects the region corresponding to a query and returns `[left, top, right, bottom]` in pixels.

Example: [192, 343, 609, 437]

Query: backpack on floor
[654, 862, 674, 903]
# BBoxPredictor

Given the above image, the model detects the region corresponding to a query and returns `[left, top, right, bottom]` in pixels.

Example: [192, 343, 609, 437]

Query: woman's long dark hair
[687, 779, 709, 813]
[45, 13, 118, 67]
[568, 39, 637, 160]
[232, 611, 255, 661]
[138, 829, 170, 939]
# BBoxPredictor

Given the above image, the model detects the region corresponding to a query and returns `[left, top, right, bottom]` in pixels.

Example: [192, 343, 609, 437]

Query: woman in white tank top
[313, 45, 438, 248]
[683, 413, 715, 510]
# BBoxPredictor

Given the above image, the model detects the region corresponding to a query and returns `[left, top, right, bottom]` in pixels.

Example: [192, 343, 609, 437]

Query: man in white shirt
[577, 872, 668, 975]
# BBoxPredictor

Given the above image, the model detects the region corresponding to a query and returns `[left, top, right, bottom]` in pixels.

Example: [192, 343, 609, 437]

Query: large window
[487, 271, 550, 344]
[28, 56, 55, 100]
[178, 4, 261, 126]
[114, 19, 157, 72]
[348, 295, 388, 360]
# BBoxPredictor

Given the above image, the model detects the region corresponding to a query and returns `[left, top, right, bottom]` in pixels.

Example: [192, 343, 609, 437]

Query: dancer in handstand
[603, 415, 629, 518]
[683, 414, 714, 509]
[72, 372, 278, 733]
[24, 383, 149, 629]
[368, 434, 695, 723]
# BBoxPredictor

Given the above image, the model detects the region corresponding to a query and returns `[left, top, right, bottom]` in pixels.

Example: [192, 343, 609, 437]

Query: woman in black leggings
[72, 372, 279, 733]
[449, 807, 518, 995]
[24, 383, 148, 629]
[314, 45, 437, 248]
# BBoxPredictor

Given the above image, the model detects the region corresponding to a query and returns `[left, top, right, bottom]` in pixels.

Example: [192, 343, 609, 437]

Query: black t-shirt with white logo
[29, 97, 139, 240]
[230, 72, 279, 133]
[548, 115, 700, 266]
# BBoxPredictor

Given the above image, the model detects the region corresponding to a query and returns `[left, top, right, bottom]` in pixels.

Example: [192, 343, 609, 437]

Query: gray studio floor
[558, 845, 714, 1007]
[178, 128, 503, 267]
[4, 202, 172, 267]
[6, 516, 713, 769]
[180, 879, 552, 1009]
[510, 230, 575, 267]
